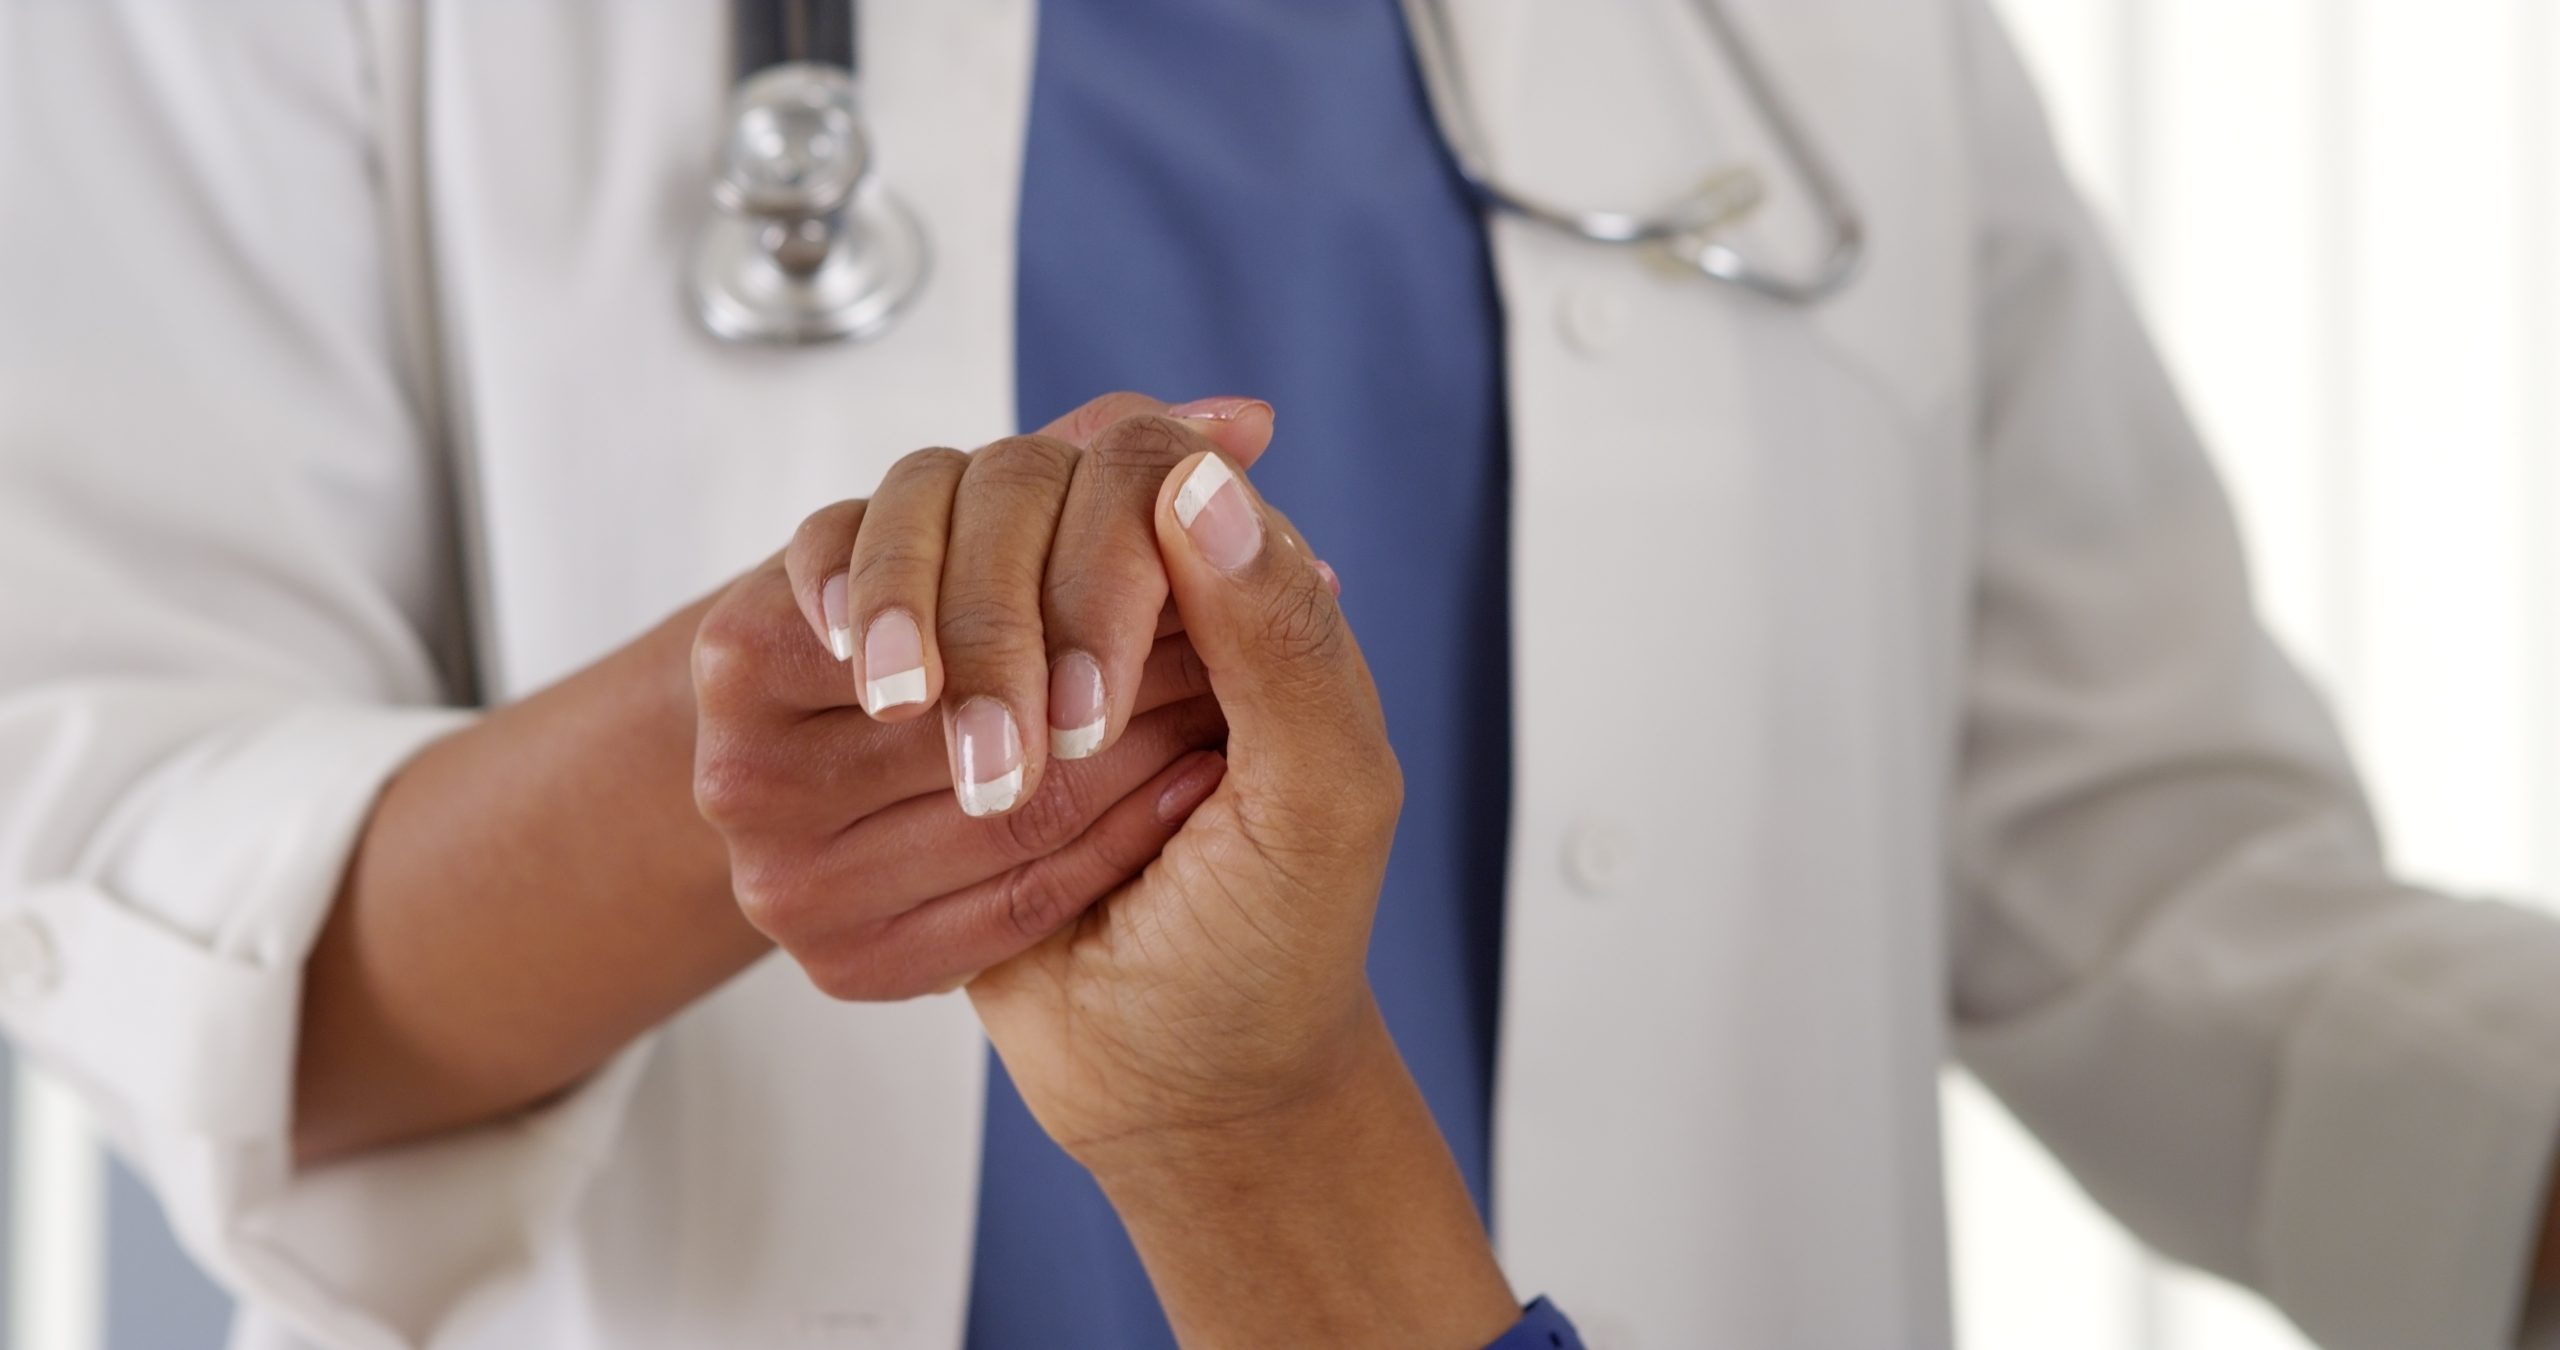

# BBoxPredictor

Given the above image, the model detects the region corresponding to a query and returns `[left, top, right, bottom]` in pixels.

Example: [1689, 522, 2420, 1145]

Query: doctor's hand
[692, 393, 1271, 999]
[964, 441, 1523, 1349]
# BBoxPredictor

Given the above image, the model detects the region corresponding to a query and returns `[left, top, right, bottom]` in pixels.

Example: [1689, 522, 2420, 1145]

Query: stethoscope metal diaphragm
[689, 61, 928, 345]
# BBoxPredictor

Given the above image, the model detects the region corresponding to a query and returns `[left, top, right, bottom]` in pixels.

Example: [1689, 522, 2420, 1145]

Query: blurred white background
[5, 1, 2558, 1347]
[1951, 0, 2560, 1347]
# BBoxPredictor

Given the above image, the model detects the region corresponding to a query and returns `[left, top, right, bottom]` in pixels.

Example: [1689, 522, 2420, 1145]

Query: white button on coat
[1560, 820, 1629, 896]
[6, 3, 2560, 1350]
[1558, 282, 1631, 356]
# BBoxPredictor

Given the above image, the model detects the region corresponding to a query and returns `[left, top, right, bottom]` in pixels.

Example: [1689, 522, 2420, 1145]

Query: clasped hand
[690, 392, 1401, 1163]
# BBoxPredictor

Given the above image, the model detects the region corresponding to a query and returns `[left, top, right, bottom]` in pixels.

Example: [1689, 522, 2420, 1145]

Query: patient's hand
[691, 393, 1273, 998]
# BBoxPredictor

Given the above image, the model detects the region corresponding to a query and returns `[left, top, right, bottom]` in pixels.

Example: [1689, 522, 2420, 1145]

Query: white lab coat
[4, 1, 2559, 1347]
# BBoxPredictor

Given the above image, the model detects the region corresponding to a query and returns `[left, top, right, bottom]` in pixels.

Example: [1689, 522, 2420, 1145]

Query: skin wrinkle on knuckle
[848, 536, 941, 593]
[965, 435, 1080, 496]
[1254, 576, 1347, 671]
[1077, 449, 1173, 504]
[1088, 415, 1197, 473]
[935, 600, 1044, 668]
[997, 863, 1076, 945]
[1000, 768, 1093, 860]
[1057, 392, 1160, 444]
[889, 446, 969, 483]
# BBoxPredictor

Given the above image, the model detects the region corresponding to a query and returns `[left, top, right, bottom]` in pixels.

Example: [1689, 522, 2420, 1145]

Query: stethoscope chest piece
[690, 62, 928, 345]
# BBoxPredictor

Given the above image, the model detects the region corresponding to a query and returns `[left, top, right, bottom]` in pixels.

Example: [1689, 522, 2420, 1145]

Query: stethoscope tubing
[696, 0, 1866, 346]
[1397, 0, 1865, 304]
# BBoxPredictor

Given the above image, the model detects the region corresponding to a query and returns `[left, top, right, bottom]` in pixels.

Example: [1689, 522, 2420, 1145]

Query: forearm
[1085, 1000, 1521, 1350]
[293, 595, 768, 1163]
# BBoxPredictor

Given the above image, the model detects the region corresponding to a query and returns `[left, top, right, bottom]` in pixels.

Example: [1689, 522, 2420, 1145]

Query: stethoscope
[690, 0, 1866, 346]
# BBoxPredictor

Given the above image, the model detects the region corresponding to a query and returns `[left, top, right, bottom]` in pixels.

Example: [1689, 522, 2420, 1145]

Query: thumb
[1154, 451, 1388, 799]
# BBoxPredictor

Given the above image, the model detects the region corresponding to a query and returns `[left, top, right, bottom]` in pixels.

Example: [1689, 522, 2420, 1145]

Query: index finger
[1036, 391, 1275, 469]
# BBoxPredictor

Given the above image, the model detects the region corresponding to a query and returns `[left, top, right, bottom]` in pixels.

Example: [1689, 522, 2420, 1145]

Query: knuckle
[689, 604, 765, 710]
[889, 446, 968, 484]
[1325, 751, 1405, 851]
[1056, 391, 1162, 444]
[996, 862, 1077, 944]
[935, 600, 1043, 664]
[1361, 753, 1406, 831]
[788, 500, 860, 555]
[1085, 415, 1198, 476]
[690, 741, 770, 827]
[999, 770, 1092, 860]
[966, 435, 1079, 494]
[728, 850, 813, 936]
[1255, 577, 1347, 667]
[847, 534, 939, 593]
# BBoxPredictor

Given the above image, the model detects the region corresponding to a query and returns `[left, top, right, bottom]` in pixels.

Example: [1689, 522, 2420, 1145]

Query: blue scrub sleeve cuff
[1484, 1297, 1584, 1349]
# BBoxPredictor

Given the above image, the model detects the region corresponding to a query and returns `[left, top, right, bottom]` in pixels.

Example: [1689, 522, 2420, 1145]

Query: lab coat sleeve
[0, 6, 656, 1346]
[1942, 3, 2560, 1347]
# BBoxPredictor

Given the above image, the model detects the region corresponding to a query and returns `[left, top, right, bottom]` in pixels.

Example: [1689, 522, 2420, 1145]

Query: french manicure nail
[822, 573, 853, 661]
[953, 697, 1025, 817]
[864, 610, 927, 714]
[1172, 455, 1262, 571]
[1165, 396, 1271, 423]
[1048, 651, 1107, 759]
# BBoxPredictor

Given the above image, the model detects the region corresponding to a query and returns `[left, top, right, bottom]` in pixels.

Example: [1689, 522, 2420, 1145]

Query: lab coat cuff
[0, 703, 471, 1142]
[2260, 898, 2560, 1350]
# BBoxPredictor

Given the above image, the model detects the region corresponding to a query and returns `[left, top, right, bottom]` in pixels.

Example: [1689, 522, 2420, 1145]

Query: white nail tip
[1050, 719, 1106, 760]
[827, 626, 854, 662]
[956, 764, 1026, 818]
[1173, 455, 1236, 529]
[866, 666, 928, 713]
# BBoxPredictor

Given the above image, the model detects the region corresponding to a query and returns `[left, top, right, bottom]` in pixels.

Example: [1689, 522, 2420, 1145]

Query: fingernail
[1172, 455, 1262, 571]
[863, 610, 927, 713]
[1313, 559, 1340, 596]
[1155, 751, 1226, 826]
[1048, 651, 1107, 759]
[1165, 396, 1271, 424]
[952, 697, 1025, 817]
[821, 573, 853, 661]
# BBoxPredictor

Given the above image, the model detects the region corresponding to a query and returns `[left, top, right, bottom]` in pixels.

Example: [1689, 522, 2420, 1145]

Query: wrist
[1083, 1000, 1519, 1349]
[1070, 991, 1384, 1189]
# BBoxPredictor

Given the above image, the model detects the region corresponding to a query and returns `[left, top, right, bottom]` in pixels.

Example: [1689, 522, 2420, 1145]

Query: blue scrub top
[968, 1, 1514, 1345]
